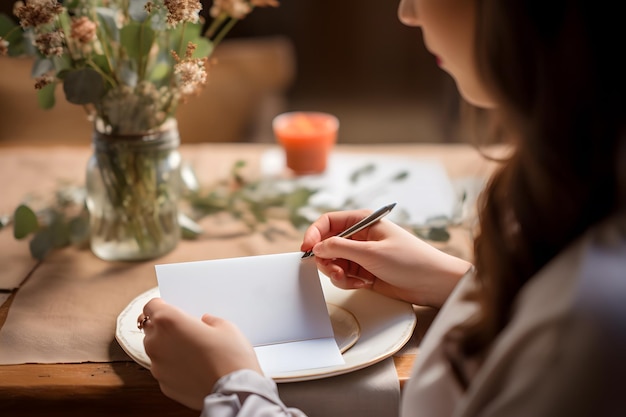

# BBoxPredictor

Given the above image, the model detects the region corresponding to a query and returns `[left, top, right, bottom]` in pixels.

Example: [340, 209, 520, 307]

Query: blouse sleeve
[201, 370, 308, 417]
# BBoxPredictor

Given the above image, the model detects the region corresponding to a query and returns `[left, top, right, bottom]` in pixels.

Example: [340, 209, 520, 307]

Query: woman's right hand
[301, 209, 472, 308]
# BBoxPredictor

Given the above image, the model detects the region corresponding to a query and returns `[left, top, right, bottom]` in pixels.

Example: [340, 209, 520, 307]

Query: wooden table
[0, 143, 497, 416]
[0, 297, 435, 416]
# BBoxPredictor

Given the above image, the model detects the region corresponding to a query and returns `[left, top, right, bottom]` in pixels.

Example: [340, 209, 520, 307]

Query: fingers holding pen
[314, 239, 377, 289]
[300, 209, 374, 253]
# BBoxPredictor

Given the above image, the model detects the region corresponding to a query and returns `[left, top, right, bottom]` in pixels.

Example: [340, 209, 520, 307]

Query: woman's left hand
[139, 297, 262, 410]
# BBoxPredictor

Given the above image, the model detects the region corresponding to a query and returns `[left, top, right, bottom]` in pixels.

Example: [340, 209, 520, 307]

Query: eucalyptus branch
[86, 58, 117, 87]
[4, 158, 458, 261]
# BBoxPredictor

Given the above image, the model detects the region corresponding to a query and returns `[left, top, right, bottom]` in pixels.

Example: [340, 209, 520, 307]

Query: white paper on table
[155, 252, 345, 375]
[261, 149, 458, 225]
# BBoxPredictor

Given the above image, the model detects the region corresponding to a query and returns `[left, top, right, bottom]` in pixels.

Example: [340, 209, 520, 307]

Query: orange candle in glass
[272, 111, 339, 175]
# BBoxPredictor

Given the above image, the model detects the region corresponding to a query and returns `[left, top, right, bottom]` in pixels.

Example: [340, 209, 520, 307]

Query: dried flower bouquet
[0, 0, 280, 260]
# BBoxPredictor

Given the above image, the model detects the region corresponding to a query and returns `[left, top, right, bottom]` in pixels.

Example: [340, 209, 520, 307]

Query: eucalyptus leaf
[55, 68, 71, 81]
[0, 13, 26, 56]
[148, 61, 171, 83]
[69, 215, 90, 246]
[120, 22, 155, 59]
[37, 82, 56, 109]
[56, 9, 72, 35]
[249, 204, 267, 223]
[183, 21, 203, 38]
[51, 54, 73, 75]
[413, 226, 451, 242]
[0, 14, 17, 37]
[193, 38, 213, 59]
[91, 54, 111, 76]
[96, 7, 120, 41]
[392, 171, 409, 182]
[285, 187, 316, 209]
[63, 68, 104, 105]
[30, 228, 54, 260]
[232, 160, 247, 184]
[427, 227, 451, 242]
[49, 217, 71, 248]
[31, 58, 54, 77]
[167, 23, 186, 53]
[13, 204, 38, 239]
[178, 22, 214, 57]
[350, 164, 375, 183]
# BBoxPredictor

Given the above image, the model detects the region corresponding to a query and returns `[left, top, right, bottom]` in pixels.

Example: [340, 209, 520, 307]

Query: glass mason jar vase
[85, 119, 182, 261]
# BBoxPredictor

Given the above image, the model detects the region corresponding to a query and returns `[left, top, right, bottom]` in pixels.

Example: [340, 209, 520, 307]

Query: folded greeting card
[155, 252, 345, 375]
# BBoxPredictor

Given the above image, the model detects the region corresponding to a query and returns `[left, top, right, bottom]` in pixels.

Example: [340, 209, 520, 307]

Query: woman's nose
[398, 0, 420, 27]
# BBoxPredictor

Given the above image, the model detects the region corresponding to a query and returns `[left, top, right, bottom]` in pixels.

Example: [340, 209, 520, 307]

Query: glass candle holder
[272, 111, 339, 175]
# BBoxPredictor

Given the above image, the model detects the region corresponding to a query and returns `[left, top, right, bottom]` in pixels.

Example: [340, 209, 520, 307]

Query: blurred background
[0, 0, 465, 146]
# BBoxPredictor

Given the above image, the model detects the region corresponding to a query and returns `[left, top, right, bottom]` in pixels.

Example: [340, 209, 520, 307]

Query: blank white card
[155, 252, 345, 375]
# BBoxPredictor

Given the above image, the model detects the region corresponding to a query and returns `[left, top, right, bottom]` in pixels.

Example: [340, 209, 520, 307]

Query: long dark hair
[445, 0, 626, 387]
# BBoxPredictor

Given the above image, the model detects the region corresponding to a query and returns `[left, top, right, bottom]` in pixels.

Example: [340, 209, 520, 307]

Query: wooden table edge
[1, 291, 418, 393]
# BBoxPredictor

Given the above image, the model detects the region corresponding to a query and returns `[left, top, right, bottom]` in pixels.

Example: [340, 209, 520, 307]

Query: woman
[140, 0, 626, 415]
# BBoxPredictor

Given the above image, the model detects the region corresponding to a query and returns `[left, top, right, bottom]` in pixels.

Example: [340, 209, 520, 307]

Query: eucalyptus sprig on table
[182, 160, 319, 238]
[2, 184, 90, 260]
[1, 160, 321, 260]
[3, 160, 456, 261]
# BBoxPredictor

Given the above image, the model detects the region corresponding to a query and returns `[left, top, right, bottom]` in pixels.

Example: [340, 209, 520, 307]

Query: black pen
[301, 202, 397, 258]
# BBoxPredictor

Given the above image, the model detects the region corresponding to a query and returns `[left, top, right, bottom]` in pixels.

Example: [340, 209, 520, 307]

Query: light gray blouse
[202, 215, 626, 416]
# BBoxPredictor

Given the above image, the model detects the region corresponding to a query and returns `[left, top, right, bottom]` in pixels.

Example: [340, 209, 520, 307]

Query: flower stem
[138, 20, 148, 81]
[0, 26, 20, 42]
[177, 23, 187, 58]
[211, 17, 238, 49]
[87, 58, 118, 87]
[90, 8, 116, 81]
[203, 12, 229, 41]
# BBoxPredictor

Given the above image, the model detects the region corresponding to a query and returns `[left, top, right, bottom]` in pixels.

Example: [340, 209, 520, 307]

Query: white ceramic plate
[116, 276, 416, 383]
[327, 303, 360, 353]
